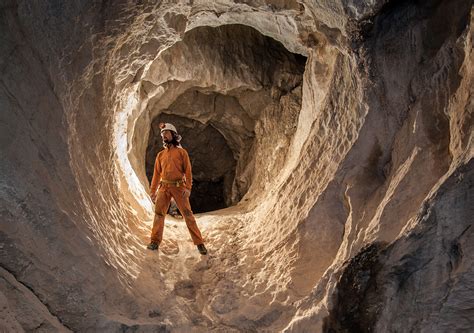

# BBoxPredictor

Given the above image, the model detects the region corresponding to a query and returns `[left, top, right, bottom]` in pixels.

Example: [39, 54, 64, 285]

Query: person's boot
[147, 242, 159, 251]
[197, 244, 207, 255]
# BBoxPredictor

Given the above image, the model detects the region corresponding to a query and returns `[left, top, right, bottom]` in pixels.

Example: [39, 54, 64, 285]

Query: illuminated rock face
[0, 0, 472, 332]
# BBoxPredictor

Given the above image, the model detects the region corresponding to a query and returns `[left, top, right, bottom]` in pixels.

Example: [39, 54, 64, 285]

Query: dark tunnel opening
[146, 114, 237, 213]
[143, 24, 308, 214]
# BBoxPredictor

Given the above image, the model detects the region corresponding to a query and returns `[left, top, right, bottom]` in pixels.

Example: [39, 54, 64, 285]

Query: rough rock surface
[0, 267, 71, 332]
[0, 0, 472, 332]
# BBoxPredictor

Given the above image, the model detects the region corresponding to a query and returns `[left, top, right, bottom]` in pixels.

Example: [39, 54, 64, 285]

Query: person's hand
[150, 192, 157, 203]
[183, 188, 191, 198]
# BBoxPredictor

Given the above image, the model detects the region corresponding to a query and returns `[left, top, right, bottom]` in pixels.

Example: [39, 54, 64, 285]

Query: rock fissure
[0, 266, 73, 332]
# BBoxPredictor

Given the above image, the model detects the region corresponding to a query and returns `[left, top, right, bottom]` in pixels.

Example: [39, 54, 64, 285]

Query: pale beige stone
[0, 0, 472, 331]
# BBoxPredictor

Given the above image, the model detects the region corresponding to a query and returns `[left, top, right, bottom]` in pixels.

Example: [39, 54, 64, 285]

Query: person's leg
[170, 187, 204, 245]
[150, 187, 171, 244]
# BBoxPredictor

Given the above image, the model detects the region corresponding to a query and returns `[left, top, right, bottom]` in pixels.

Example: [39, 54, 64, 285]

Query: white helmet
[159, 122, 177, 134]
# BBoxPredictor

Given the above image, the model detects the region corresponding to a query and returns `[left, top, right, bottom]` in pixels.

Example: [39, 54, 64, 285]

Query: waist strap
[160, 179, 184, 187]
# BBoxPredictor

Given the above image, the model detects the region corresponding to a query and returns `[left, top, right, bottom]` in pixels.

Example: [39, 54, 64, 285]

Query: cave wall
[132, 23, 306, 206]
[0, 0, 472, 332]
[0, 1, 184, 330]
[0, 1, 113, 330]
[284, 1, 474, 331]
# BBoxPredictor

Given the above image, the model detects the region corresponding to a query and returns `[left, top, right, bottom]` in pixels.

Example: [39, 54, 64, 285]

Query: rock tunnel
[1, 0, 473, 332]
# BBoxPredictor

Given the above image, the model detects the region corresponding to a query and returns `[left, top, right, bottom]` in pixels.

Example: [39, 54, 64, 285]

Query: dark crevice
[323, 243, 386, 333]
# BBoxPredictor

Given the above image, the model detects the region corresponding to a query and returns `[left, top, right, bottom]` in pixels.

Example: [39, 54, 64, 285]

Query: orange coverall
[149, 145, 204, 245]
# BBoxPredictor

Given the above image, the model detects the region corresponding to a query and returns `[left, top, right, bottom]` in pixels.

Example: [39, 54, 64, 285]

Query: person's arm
[150, 154, 162, 195]
[182, 149, 192, 190]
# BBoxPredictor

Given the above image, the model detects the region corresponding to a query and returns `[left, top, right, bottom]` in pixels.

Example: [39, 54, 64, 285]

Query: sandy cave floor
[121, 207, 254, 331]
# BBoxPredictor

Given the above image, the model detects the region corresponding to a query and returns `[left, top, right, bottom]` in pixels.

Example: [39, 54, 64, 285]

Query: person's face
[161, 130, 173, 142]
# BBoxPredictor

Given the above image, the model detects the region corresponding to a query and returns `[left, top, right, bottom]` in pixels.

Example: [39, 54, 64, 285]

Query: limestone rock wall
[1, 0, 472, 332]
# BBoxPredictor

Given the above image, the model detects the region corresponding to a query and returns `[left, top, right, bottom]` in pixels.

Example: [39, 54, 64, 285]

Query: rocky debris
[174, 279, 197, 300]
